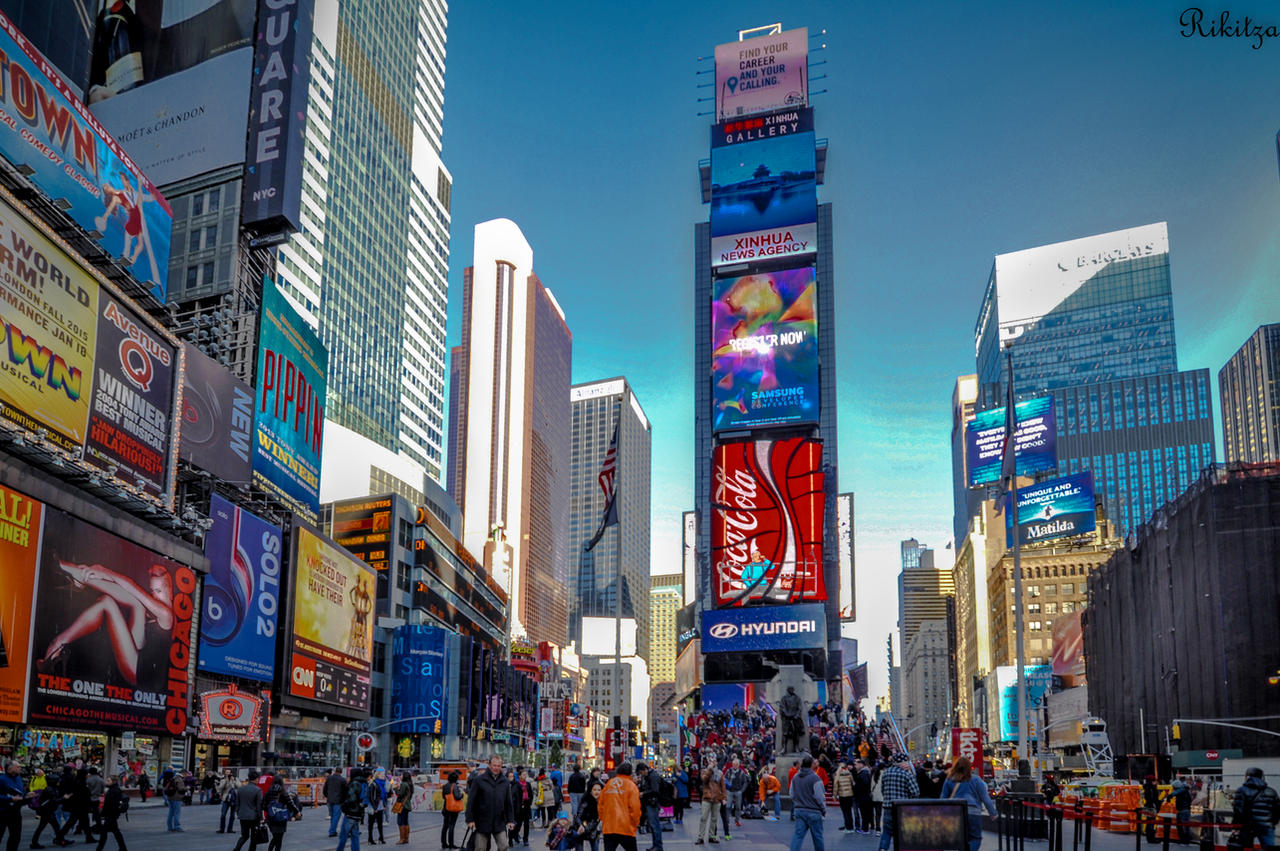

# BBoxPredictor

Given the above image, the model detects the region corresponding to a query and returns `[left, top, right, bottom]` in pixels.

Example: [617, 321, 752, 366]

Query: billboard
[995, 664, 1053, 741]
[710, 110, 816, 268]
[714, 27, 808, 120]
[86, 0, 257, 186]
[0, 483, 41, 724]
[332, 496, 393, 618]
[700, 682, 761, 713]
[1004, 472, 1096, 547]
[197, 685, 266, 741]
[712, 437, 825, 606]
[197, 494, 282, 682]
[0, 194, 178, 496]
[242, 0, 314, 237]
[28, 508, 196, 734]
[711, 267, 819, 430]
[1050, 611, 1085, 681]
[700, 602, 826, 654]
[951, 727, 986, 778]
[179, 343, 253, 483]
[287, 525, 374, 713]
[966, 396, 1057, 486]
[837, 492, 854, 619]
[580, 617, 638, 657]
[253, 275, 327, 522]
[0, 11, 172, 300]
[676, 602, 698, 656]
[389, 625, 448, 734]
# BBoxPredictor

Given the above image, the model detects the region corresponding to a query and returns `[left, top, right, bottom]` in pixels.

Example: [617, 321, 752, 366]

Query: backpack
[267, 799, 292, 824]
[342, 782, 366, 819]
[657, 777, 676, 807]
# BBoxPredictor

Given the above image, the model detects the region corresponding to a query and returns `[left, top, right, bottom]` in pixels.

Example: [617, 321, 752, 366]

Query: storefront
[270, 716, 351, 770]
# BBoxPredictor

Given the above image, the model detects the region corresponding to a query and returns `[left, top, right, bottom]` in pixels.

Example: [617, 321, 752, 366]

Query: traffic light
[628, 730, 637, 747]
[1172, 723, 1181, 742]
[434, 718, 442, 734]
[930, 722, 938, 738]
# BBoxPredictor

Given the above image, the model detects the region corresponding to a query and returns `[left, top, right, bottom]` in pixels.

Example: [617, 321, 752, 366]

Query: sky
[438, 0, 1280, 701]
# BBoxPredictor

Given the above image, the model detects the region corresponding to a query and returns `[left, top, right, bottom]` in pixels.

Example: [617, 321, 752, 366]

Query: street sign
[356, 733, 377, 752]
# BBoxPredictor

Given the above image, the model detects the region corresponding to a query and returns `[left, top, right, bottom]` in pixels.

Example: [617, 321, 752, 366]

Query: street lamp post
[1005, 346, 1031, 776]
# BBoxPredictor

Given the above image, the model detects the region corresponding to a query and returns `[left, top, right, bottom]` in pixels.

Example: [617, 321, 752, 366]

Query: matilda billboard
[710, 110, 816, 268]
[711, 437, 825, 607]
[28, 508, 196, 734]
[0, 12, 172, 300]
[197, 494, 282, 683]
[712, 267, 819, 431]
[253, 276, 327, 522]
[287, 525, 374, 714]
[966, 396, 1057, 486]
[714, 28, 808, 121]
[0, 483, 41, 724]
[1005, 471, 1096, 547]
[0, 194, 178, 496]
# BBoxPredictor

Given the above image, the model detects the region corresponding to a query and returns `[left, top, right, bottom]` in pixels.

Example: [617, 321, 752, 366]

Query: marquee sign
[198, 685, 266, 742]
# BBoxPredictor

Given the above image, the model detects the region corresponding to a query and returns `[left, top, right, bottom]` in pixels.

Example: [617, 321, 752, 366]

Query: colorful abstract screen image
[712, 267, 819, 431]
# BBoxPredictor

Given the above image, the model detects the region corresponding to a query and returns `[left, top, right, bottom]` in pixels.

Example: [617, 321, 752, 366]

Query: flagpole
[614, 402, 624, 752]
[1005, 347, 1030, 774]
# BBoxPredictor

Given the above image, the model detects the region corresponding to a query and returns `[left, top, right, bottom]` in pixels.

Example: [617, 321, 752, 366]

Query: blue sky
[439, 0, 1280, 699]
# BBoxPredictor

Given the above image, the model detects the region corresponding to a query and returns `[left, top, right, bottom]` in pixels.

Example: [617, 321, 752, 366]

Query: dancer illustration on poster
[36, 561, 174, 685]
[95, 171, 163, 286]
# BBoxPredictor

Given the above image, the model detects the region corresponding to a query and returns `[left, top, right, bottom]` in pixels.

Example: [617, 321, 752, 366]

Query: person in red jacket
[598, 764, 641, 851]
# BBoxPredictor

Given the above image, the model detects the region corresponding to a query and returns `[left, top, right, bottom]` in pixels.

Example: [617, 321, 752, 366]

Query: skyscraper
[1219, 323, 1280, 464]
[450, 219, 572, 647]
[951, 375, 979, 546]
[568, 378, 652, 660]
[648, 586, 681, 683]
[969, 224, 1215, 534]
[896, 542, 953, 653]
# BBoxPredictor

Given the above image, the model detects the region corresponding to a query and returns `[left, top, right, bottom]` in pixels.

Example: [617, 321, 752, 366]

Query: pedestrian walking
[723, 758, 747, 830]
[324, 769, 347, 838]
[464, 755, 514, 851]
[218, 770, 239, 833]
[788, 757, 826, 851]
[135, 774, 149, 803]
[0, 761, 25, 851]
[263, 779, 302, 851]
[599, 763, 641, 851]
[673, 766, 690, 825]
[834, 763, 856, 832]
[695, 763, 724, 846]
[392, 772, 414, 846]
[635, 764, 663, 851]
[200, 772, 217, 806]
[441, 771, 465, 849]
[871, 766, 884, 832]
[1160, 776, 1193, 845]
[94, 776, 128, 851]
[575, 782, 603, 851]
[1232, 767, 1279, 851]
[366, 769, 388, 845]
[567, 766, 587, 823]
[30, 770, 65, 849]
[510, 769, 533, 846]
[877, 755, 920, 851]
[939, 758, 997, 851]
[336, 770, 368, 851]
[854, 761, 874, 834]
[161, 768, 186, 832]
[538, 771, 556, 828]
[86, 768, 105, 837]
[232, 771, 265, 851]
[65, 768, 95, 842]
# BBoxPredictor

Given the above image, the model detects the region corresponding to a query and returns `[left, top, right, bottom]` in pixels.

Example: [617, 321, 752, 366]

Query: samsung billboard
[700, 602, 826, 654]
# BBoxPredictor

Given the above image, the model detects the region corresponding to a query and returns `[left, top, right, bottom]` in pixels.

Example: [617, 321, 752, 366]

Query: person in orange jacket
[759, 770, 782, 821]
[599, 763, 642, 851]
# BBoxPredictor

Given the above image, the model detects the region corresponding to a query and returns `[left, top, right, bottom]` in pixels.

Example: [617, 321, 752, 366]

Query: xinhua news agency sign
[700, 602, 826, 654]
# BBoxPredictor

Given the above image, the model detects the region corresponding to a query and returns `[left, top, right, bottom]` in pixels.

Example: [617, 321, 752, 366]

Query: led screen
[1004, 471, 1096, 547]
[712, 267, 818, 431]
[966, 396, 1057, 486]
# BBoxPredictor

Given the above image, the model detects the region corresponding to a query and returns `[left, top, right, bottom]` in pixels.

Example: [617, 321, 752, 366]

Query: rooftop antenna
[738, 22, 783, 39]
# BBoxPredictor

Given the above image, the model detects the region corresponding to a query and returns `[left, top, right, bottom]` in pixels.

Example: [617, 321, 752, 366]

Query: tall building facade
[951, 375, 980, 546]
[1220, 323, 1280, 464]
[901, 620, 950, 753]
[965, 224, 1216, 536]
[648, 586, 681, 683]
[567, 378, 653, 659]
[450, 219, 572, 647]
[897, 543, 953, 651]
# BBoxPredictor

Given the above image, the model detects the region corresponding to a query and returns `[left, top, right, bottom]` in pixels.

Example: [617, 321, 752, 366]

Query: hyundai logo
[708, 623, 739, 639]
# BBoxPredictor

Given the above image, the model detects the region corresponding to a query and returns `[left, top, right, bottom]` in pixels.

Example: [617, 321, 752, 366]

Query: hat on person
[892, 753, 910, 764]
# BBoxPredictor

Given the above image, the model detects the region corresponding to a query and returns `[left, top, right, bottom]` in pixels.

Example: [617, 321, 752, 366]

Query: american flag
[585, 419, 620, 551]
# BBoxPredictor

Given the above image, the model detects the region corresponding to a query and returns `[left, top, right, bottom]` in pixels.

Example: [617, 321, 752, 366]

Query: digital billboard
[28, 508, 196, 734]
[287, 525, 374, 713]
[995, 664, 1053, 742]
[253, 275, 327, 523]
[712, 268, 818, 430]
[966, 396, 1057, 486]
[86, 0, 257, 187]
[700, 602, 826, 654]
[952, 727, 987, 779]
[580, 617, 638, 657]
[0, 483, 41, 724]
[714, 27, 808, 121]
[331, 496, 393, 618]
[389, 625, 448, 734]
[0, 11, 172, 300]
[700, 682, 761, 713]
[1050, 611, 1085, 682]
[197, 494, 282, 682]
[0, 194, 178, 496]
[1004, 472, 1096, 547]
[710, 110, 816, 268]
[676, 602, 698, 656]
[712, 437, 825, 606]
[179, 342, 254, 483]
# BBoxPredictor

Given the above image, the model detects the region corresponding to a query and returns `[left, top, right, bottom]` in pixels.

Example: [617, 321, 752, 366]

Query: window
[395, 603, 409, 621]
[192, 194, 204, 216]
[1061, 601, 1075, 613]
[1044, 602, 1058, 615]
[208, 188, 220, 212]
[373, 641, 387, 673]
[1029, 621, 1042, 631]
[1044, 584, 1057, 595]
[398, 519, 413, 549]
[1062, 583, 1074, 595]
[189, 230, 201, 252]
[205, 224, 217, 247]
[397, 561, 411, 592]
[1028, 603, 1041, 614]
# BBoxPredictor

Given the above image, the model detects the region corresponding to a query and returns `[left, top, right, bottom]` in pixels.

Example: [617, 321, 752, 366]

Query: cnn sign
[952, 727, 986, 778]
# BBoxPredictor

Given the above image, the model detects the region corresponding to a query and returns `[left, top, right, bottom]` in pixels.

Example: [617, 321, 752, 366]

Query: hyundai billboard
[1005, 471, 1096, 547]
[712, 268, 819, 431]
[700, 602, 826, 654]
[966, 396, 1057, 486]
[712, 438, 825, 606]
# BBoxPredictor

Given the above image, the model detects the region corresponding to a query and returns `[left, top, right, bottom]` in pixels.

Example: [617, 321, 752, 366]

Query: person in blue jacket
[939, 758, 998, 851]
[673, 766, 690, 825]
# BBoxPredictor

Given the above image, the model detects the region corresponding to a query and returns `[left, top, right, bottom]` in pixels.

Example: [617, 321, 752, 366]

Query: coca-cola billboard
[712, 437, 826, 607]
[951, 727, 987, 778]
